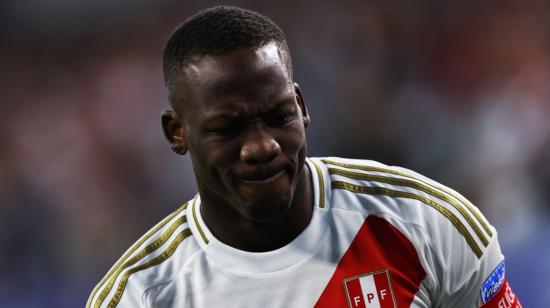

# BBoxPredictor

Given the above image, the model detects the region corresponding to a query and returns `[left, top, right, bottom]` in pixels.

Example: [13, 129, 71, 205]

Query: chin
[241, 197, 292, 224]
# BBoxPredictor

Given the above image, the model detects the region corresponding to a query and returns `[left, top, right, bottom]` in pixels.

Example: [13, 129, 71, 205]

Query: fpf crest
[343, 269, 396, 308]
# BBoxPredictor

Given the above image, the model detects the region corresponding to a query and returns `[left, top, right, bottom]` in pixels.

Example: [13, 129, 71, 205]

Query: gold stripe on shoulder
[192, 195, 209, 244]
[107, 229, 193, 308]
[332, 181, 483, 258]
[308, 158, 326, 208]
[327, 168, 489, 247]
[321, 159, 493, 237]
[94, 215, 188, 307]
[86, 203, 187, 308]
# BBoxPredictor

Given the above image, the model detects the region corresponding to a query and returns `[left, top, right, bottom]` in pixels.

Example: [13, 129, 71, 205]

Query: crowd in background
[1, 0, 549, 306]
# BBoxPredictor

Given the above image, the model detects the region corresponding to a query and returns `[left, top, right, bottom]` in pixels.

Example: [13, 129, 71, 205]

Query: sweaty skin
[162, 43, 313, 252]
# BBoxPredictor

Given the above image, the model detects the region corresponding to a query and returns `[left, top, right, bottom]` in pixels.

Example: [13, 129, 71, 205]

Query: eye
[207, 123, 244, 138]
[216, 126, 241, 137]
[265, 112, 294, 127]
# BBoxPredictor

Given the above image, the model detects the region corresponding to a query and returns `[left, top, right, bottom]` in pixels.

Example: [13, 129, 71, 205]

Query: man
[88, 6, 521, 308]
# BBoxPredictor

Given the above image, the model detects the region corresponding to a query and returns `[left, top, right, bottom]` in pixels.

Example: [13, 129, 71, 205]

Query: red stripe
[315, 215, 426, 307]
[480, 279, 522, 308]
[345, 278, 367, 308]
[373, 272, 394, 308]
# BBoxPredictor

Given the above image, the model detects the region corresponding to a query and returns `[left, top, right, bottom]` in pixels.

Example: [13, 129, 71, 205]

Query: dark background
[1, 0, 549, 306]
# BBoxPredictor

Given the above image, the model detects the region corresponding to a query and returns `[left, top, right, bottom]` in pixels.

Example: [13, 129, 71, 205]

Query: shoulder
[87, 201, 200, 308]
[309, 156, 495, 260]
[310, 157, 507, 304]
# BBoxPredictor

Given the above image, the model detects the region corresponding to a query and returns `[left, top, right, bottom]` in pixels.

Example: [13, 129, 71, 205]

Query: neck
[199, 165, 313, 252]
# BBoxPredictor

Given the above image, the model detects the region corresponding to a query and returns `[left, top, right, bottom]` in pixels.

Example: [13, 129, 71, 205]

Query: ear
[294, 82, 310, 127]
[161, 110, 188, 155]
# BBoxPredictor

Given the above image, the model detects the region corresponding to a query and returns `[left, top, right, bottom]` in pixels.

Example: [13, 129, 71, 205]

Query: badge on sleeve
[481, 261, 506, 303]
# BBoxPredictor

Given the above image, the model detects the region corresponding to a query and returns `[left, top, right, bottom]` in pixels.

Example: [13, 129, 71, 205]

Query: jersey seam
[375, 211, 439, 295]
[330, 206, 439, 296]
[141, 247, 205, 306]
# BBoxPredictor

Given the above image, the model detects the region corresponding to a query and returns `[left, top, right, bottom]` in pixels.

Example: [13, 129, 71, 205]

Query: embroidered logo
[481, 261, 506, 303]
[343, 269, 396, 308]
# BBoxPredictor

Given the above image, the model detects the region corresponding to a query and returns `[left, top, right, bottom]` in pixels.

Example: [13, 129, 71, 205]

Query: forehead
[179, 43, 292, 113]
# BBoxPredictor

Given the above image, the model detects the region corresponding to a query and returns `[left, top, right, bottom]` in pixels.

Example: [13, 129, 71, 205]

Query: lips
[240, 169, 285, 184]
[235, 166, 287, 184]
[232, 165, 292, 200]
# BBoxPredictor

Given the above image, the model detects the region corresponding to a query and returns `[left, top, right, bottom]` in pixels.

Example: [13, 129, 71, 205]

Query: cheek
[279, 125, 306, 153]
[276, 128, 307, 168]
[188, 135, 229, 173]
[198, 139, 241, 173]
[191, 143, 235, 192]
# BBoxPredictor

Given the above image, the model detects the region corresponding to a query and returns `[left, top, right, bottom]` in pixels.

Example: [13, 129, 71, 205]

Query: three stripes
[88, 158, 492, 308]
[320, 159, 492, 259]
[87, 202, 191, 308]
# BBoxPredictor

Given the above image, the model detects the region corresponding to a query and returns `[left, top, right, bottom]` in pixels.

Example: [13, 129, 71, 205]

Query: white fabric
[88, 157, 505, 308]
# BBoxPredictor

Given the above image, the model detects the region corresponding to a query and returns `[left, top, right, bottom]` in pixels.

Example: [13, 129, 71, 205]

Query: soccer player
[87, 6, 521, 308]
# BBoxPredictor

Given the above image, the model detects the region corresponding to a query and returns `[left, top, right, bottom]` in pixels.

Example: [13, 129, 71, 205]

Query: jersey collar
[186, 158, 329, 274]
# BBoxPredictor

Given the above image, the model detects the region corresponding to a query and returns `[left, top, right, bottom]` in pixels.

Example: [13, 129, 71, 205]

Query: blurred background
[1, 0, 549, 306]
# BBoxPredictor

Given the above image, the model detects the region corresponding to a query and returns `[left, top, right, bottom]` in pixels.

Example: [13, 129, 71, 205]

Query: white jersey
[87, 157, 520, 308]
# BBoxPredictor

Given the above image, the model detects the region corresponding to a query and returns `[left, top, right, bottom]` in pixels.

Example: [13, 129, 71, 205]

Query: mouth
[239, 169, 286, 185]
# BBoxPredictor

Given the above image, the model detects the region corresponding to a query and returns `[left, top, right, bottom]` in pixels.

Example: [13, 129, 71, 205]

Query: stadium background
[1, 0, 549, 306]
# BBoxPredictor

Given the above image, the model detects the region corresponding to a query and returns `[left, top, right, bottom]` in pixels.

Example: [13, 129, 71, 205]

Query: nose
[240, 126, 281, 164]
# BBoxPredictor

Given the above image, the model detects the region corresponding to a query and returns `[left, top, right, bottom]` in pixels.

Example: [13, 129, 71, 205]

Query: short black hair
[163, 6, 292, 94]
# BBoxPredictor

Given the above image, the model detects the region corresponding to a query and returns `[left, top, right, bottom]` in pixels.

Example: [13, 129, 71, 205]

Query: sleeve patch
[480, 279, 521, 308]
[481, 261, 506, 303]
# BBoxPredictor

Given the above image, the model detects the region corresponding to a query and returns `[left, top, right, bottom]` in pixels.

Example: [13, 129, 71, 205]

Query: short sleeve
[432, 226, 521, 307]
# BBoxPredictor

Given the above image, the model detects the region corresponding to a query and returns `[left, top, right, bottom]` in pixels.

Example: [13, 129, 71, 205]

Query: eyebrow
[203, 94, 295, 122]
[202, 107, 247, 123]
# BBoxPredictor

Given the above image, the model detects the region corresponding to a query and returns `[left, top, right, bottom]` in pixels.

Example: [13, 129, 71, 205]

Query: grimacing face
[163, 43, 310, 224]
